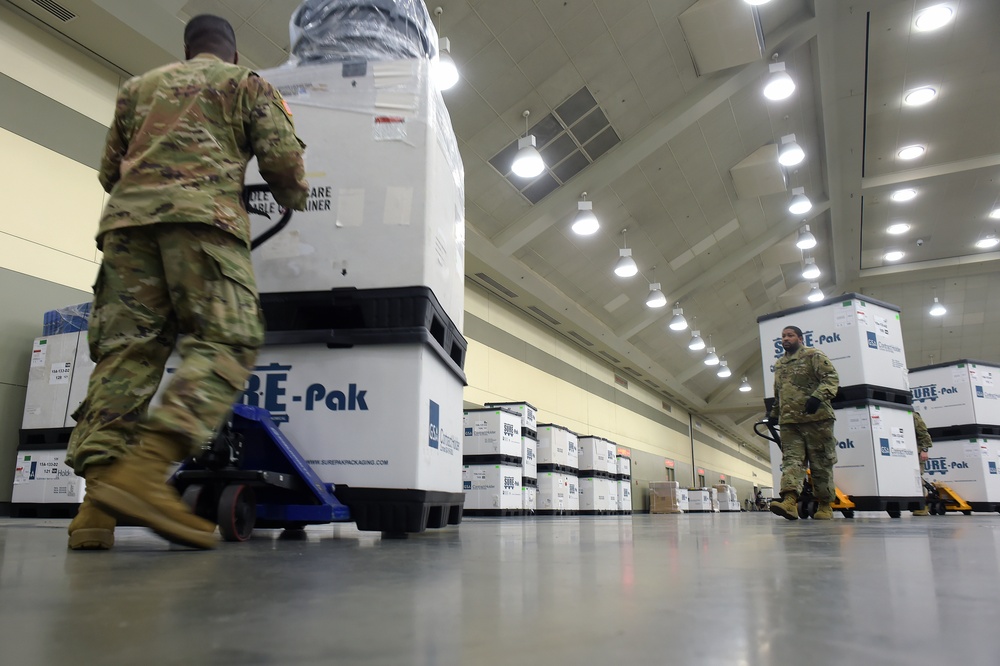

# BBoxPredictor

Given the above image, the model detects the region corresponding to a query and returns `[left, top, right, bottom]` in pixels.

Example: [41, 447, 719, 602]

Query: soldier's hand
[804, 396, 821, 414]
[919, 451, 929, 462]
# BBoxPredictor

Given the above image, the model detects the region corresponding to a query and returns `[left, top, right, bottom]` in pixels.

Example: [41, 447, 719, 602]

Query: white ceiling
[6, 0, 998, 452]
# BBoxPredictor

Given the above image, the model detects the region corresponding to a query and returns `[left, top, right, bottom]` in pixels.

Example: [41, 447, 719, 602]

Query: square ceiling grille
[488, 87, 621, 204]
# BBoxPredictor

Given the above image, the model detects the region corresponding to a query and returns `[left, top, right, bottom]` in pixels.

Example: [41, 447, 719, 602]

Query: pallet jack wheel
[798, 501, 817, 519]
[181, 484, 218, 523]
[841, 509, 855, 519]
[962, 510, 973, 516]
[217, 484, 256, 542]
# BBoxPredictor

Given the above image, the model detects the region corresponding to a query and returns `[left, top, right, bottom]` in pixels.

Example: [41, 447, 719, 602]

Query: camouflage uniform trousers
[779, 419, 838, 503]
[65, 223, 264, 475]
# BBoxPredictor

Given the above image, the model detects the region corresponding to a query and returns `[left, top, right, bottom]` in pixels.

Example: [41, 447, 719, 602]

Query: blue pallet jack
[172, 404, 351, 541]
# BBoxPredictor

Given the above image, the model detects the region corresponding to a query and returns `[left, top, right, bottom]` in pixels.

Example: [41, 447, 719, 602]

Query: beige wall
[0, 4, 117, 293]
[463, 282, 770, 504]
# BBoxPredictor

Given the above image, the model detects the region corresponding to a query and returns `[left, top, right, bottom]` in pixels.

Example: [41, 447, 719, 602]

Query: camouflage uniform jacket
[97, 53, 308, 246]
[912, 411, 933, 452]
[769, 346, 840, 425]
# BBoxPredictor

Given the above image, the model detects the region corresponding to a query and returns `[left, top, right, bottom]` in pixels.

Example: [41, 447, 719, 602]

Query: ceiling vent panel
[29, 0, 75, 21]
[679, 0, 763, 75]
[730, 144, 786, 199]
[527, 306, 561, 326]
[473, 273, 518, 299]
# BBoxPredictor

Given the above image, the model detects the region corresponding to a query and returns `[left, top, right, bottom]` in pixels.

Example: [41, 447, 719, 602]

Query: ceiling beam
[814, 0, 868, 290]
[489, 16, 820, 256]
[857, 251, 1000, 280]
[861, 155, 1000, 190]
[615, 201, 831, 340]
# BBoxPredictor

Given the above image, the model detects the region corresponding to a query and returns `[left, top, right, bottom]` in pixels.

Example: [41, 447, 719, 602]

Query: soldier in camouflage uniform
[768, 325, 841, 520]
[65, 14, 308, 550]
[911, 411, 933, 515]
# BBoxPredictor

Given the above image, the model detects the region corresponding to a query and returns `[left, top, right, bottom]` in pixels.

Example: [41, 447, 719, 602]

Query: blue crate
[42, 302, 91, 335]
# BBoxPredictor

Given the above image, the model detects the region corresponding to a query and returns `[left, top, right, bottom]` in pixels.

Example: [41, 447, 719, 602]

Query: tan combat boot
[769, 492, 799, 520]
[912, 506, 930, 516]
[813, 502, 834, 520]
[67, 466, 116, 550]
[87, 432, 217, 550]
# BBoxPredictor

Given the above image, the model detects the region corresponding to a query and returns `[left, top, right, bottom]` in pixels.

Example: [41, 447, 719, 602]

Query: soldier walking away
[64, 14, 309, 550]
[768, 326, 841, 521]
[911, 411, 934, 516]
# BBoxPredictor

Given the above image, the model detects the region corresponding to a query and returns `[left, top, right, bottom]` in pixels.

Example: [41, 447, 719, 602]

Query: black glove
[804, 396, 821, 414]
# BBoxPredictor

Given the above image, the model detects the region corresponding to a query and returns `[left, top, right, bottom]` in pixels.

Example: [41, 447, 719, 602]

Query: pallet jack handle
[243, 184, 293, 250]
[753, 420, 782, 451]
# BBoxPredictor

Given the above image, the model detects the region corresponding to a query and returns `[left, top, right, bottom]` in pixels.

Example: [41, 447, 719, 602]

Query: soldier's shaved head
[184, 14, 238, 62]
[783, 326, 803, 339]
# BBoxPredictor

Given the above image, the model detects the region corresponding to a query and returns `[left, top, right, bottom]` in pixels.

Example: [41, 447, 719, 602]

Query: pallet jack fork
[172, 404, 352, 541]
[755, 421, 856, 519]
[922, 478, 973, 515]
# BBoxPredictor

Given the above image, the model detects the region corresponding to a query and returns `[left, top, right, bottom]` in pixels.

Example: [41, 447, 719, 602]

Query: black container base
[333, 486, 464, 534]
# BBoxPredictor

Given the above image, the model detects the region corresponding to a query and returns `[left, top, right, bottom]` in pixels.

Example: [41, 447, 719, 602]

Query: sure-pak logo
[911, 384, 957, 403]
[771, 330, 842, 359]
[240, 362, 368, 424]
[838, 439, 855, 449]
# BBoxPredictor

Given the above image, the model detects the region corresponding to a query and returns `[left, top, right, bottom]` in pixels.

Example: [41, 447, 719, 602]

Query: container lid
[537, 423, 577, 434]
[578, 434, 616, 444]
[484, 401, 537, 410]
[464, 406, 521, 417]
[909, 359, 999, 372]
[756, 292, 900, 323]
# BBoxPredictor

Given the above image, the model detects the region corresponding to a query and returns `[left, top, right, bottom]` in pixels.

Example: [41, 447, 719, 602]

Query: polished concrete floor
[2, 513, 1000, 666]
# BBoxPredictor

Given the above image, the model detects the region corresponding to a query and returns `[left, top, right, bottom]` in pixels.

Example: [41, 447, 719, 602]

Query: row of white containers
[462, 404, 632, 513]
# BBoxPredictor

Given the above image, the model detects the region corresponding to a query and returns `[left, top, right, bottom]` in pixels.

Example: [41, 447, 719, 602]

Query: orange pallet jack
[922, 479, 973, 515]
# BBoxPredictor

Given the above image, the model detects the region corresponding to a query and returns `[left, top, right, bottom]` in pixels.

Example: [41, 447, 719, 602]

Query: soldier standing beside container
[768, 326, 841, 521]
[64, 14, 309, 550]
[911, 411, 934, 516]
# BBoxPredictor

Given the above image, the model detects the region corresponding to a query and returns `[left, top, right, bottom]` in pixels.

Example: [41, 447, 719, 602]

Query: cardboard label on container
[49, 362, 71, 385]
[31, 340, 47, 368]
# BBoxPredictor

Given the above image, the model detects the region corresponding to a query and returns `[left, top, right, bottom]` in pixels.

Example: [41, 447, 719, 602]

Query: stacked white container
[537, 424, 579, 515]
[578, 435, 615, 515]
[483, 401, 539, 514]
[911, 360, 1000, 512]
[757, 293, 923, 516]
[462, 407, 524, 515]
[616, 447, 632, 514]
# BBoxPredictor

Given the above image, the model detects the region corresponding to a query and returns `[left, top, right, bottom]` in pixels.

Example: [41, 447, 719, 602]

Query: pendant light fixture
[688, 329, 706, 351]
[807, 282, 824, 302]
[614, 228, 638, 278]
[778, 133, 805, 166]
[646, 267, 667, 308]
[717, 358, 732, 378]
[788, 187, 812, 215]
[704, 337, 720, 366]
[796, 224, 817, 250]
[929, 296, 946, 317]
[571, 192, 599, 235]
[511, 110, 544, 178]
[431, 8, 459, 91]
[802, 256, 820, 280]
[763, 57, 795, 101]
[668, 304, 688, 331]
[739, 377, 752, 392]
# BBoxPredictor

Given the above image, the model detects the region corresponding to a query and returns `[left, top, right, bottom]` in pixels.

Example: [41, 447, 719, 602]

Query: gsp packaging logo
[428, 400, 440, 449]
[867, 331, 878, 349]
[880, 438, 890, 456]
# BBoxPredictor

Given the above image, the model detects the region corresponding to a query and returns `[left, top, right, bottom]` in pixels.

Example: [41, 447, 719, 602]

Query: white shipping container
[463, 408, 521, 457]
[537, 472, 569, 512]
[22, 333, 83, 429]
[617, 479, 632, 512]
[483, 402, 537, 433]
[566, 473, 580, 513]
[523, 485, 537, 512]
[758, 294, 908, 398]
[11, 449, 84, 504]
[522, 434, 537, 481]
[250, 59, 465, 327]
[578, 435, 610, 472]
[462, 463, 522, 511]
[833, 401, 922, 499]
[688, 488, 712, 512]
[537, 424, 579, 468]
[924, 438, 1000, 506]
[910, 360, 1000, 428]
[617, 455, 631, 477]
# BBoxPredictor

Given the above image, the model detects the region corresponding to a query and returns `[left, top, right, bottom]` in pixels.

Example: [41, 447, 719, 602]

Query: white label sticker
[49, 362, 72, 385]
[31, 342, 47, 368]
[336, 188, 366, 228]
[875, 315, 890, 336]
[383, 186, 413, 226]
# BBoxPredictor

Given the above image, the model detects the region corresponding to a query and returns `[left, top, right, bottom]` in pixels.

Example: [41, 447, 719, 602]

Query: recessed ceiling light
[975, 236, 1000, 249]
[884, 250, 905, 262]
[887, 223, 911, 235]
[897, 145, 926, 160]
[891, 189, 918, 202]
[744, 0, 772, 5]
[903, 87, 937, 106]
[990, 208, 1000, 220]
[914, 5, 954, 32]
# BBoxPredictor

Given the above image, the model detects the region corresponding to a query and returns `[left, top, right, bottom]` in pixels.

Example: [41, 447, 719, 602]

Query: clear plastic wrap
[289, 0, 438, 64]
[43, 302, 91, 335]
